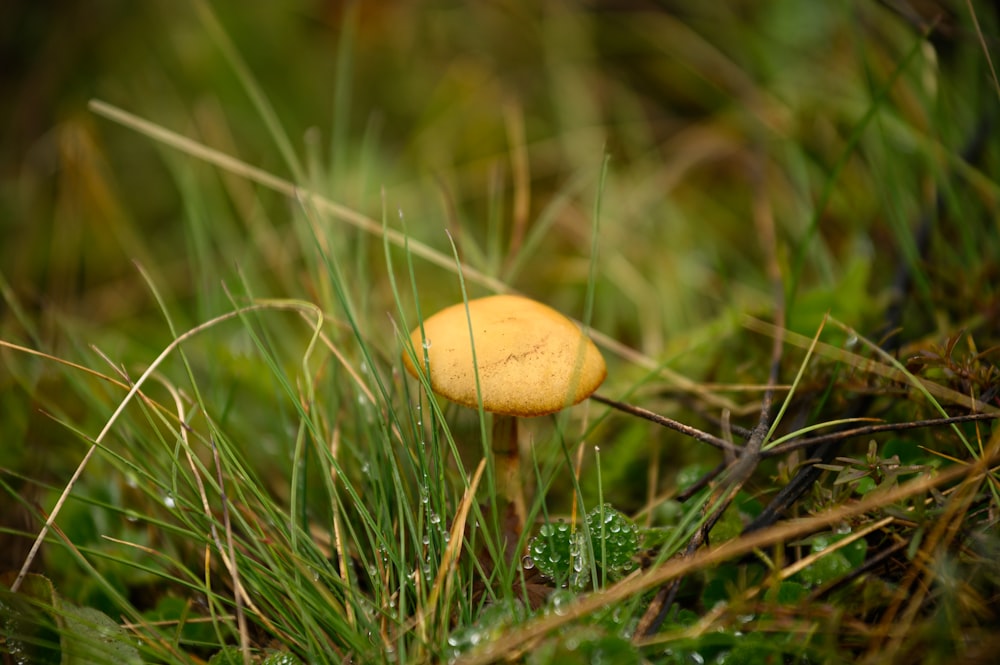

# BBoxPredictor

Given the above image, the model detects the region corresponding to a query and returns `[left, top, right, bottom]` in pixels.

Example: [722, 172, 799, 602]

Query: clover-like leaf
[528, 505, 639, 589]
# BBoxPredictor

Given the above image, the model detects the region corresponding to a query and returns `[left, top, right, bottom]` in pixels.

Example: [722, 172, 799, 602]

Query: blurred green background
[10, 1, 994, 347]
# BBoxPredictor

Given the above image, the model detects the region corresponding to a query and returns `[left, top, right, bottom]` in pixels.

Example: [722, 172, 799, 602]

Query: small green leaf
[261, 650, 304, 665]
[587, 504, 639, 574]
[528, 506, 639, 589]
[795, 534, 855, 587]
[59, 602, 143, 665]
[528, 520, 578, 584]
[764, 580, 808, 605]
[708, 502, 744, 543]
[0, 572, 141, 665]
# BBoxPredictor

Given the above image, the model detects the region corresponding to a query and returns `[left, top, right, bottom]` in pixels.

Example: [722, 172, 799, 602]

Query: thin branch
[591, 393, 741, 454]
[763, 412, 1000, 457]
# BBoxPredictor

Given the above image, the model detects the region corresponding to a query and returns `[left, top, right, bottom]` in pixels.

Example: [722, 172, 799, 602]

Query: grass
[2, 1, 1000, 663]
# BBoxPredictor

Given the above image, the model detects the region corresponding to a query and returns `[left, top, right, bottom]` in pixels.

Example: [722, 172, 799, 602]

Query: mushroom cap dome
[403, 295, 606, 417]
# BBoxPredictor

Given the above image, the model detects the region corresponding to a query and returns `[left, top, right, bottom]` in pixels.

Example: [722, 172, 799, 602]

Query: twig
[591, 393, 740, 454]
[762, 412, 1000, 457]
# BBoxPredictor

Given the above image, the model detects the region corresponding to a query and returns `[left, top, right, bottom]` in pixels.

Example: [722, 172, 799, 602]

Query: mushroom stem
[491, 414, 527, 535]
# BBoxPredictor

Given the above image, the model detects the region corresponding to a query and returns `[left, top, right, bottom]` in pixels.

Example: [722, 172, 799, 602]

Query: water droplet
[163, 494, 176, 509]
[521, 555, 534, 570]
[423, 339, 433, 350]
[548, 589, 574, 615]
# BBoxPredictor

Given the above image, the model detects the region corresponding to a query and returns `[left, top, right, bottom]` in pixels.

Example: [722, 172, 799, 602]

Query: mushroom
[402, 294, 606, 530]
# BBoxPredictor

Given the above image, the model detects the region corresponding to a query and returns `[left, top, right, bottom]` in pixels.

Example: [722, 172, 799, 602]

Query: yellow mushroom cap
[403, 295, 606, 417]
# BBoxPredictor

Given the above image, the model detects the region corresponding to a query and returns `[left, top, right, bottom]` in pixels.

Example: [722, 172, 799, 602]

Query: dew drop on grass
[422, 339, 432, 350]
[162, 493, 176, 509]
[548, 589, 574, 616]
[448, 625, 487, 650]
[521, 555, 534, 570]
